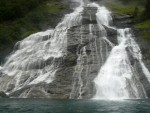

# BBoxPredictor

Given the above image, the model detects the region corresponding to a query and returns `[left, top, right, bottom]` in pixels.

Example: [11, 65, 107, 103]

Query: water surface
[0, 99, 150, 113]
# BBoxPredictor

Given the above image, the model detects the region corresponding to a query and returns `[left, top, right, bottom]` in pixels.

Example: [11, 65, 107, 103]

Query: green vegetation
[134, 20, 150, 29]
[143, 0, 150, 19]
[119, 0, 145, 6]
[108, 4, 143, 15]
[105, 0, 150, 43]
[143, 32, 150, 42]
[0, 0, 46, 22]
[0, 0, 150, 50]
[0, 0, 68, 50]
[106, 0, 150, 25]
[105, 0, 144, 15]
[47, 3, 65, 13]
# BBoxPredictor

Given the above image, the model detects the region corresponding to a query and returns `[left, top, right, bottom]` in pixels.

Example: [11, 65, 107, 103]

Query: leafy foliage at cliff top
[107, 0, 150, 26]
[0, 0, 46, 22]
[0, 0, 68, 50]
[105, 0, 150, 42]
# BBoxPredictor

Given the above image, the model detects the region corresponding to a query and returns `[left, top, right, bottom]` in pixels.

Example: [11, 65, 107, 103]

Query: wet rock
[112, 13, 134, 28]
[2, 4, 150, 99]
[0, 91, 9, 98]
[126, 40, 150, 98]
[135, 62, 150, 97]
[63, 52, 78, 67]
[103, 25, 118, 45]
[82, 7, 97, 25]
[132, 28, 150, 70]
[7, 6, 116, 99]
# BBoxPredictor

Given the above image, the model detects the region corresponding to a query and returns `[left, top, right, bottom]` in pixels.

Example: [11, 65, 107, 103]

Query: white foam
[1, 1, 83, 93]
[92, 2, 149, 99]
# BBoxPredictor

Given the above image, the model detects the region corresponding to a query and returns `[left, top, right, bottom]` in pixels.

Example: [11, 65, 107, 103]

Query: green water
[0, 99, 150, 113]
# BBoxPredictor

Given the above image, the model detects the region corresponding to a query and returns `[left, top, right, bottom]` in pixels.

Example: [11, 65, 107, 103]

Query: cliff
[0, 0, 150, 99]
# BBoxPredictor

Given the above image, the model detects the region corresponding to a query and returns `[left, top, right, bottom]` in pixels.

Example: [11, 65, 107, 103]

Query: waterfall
[0, 0, 83, 94]
[94, 29, 147, 99]
[0, 0, 149, 99]
[92, 3, 150, 100]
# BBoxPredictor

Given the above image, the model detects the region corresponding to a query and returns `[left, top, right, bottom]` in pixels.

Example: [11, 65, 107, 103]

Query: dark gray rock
[132, 28, 150, 70]
[103, 25, 118, 45]
[7, 6, 116, 99]
[0, 91, 9, 98]
[112, 13, 134, 28]
[1, 3, 149, 99]
[82, 7, 97, 25]
[126, 34, 150, 98]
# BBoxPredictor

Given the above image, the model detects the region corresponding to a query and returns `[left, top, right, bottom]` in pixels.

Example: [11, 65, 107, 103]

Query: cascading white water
[126, 34, 150, 82]
[88, 3, 112, 26]
[0, 0, 83, 93]
[94, 28, 147, 99]
[92, 2, 150, 100]
[88, 3, 114, 47]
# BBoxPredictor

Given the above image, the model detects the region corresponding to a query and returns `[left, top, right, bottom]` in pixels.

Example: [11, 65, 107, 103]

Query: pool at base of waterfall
[0, 99, 150, 113]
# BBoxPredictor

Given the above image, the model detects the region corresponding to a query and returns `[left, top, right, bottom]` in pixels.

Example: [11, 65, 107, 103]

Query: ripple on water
[0, 99, 150, 113]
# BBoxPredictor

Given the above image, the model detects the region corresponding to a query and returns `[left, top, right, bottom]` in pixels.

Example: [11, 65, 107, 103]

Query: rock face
[112, 13, 134, 28]
[0, 91, 9, 98]
[132, 29, 150, 69]
[0, 0, 73, 64]
[131, 29, 150, 96]
[0, 5, 117, 99]
[0, 2, 150, 99]
[112, 13, 150, 97]
[47, 7, 117, 99]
